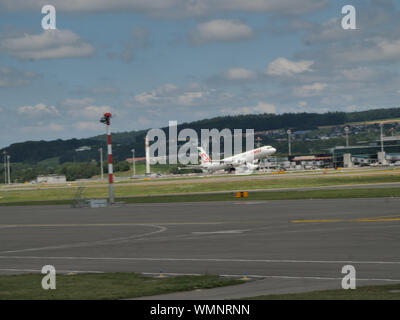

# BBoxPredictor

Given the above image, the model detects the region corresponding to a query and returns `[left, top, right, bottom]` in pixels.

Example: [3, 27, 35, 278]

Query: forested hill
[176, 108, 400, 132]
[2, 107, 400, 164]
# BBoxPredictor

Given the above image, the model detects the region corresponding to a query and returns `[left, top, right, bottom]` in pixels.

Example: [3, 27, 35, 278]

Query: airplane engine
[246, 163, 259, 170]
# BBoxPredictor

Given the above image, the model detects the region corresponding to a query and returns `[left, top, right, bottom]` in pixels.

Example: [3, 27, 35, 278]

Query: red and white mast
[100, 113, 114, 204]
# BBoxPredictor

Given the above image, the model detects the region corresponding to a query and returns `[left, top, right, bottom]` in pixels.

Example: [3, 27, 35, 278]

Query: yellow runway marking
[356, 218, 400, 222]
[357, 214, 400, 220]
[291, 219, 346, 223]
[291, 215, 400, 224]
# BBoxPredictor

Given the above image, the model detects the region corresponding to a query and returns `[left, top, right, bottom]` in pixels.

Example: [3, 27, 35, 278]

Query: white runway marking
[1, 255, 400, 265]
[192, 230, 249, 234]
[0, 224, 167, 254]
[0, 222, 222, 229]
[0, 268, 103, 274]
[234, 202, 267, 205]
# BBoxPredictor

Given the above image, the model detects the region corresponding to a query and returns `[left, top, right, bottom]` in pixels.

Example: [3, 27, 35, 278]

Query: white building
[36, 175, 67, 184]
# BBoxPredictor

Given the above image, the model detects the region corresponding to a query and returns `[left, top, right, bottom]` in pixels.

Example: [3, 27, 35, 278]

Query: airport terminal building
[260, 136, 400, 170]
[330, 136, 400, 167]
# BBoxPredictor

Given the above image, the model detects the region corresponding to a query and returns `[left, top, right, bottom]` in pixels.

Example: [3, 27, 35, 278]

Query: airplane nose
[271, 147, 276, 154]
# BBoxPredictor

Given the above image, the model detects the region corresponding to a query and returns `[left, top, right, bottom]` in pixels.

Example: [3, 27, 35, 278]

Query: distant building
[126, 157, 146, 163]
[293, 130, 311, 135]
[36, 175, 67, 184]
[75, 146, 92, 152]
[290, 155, 333, 168]
[329, 135, 400, 167]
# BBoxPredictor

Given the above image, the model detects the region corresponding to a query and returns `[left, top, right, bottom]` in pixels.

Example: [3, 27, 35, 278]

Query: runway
[1, 198, 400, 297]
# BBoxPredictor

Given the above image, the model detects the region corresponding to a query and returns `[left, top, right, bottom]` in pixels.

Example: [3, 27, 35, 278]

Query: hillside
[2, 107, 400, 165]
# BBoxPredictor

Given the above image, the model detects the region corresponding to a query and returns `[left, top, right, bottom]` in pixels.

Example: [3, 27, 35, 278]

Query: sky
[1, 0, 400, 147]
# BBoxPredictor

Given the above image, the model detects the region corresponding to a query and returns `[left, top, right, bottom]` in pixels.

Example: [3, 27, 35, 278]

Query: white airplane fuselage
[199, 146, 276, 173]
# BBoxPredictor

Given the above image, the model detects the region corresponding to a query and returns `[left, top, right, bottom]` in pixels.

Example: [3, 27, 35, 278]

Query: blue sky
[1, 0, 400, 147]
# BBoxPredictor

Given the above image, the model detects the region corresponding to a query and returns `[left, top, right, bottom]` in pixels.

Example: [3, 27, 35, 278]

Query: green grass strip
[1, 187, 400, 206]
[0, 273, 241, 300]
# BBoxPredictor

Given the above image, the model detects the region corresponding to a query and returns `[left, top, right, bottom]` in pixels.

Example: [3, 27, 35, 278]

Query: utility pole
[100, 113, 114, 204]
[2, 151, 7, 185]
[287, 129, 292, 156]
[131, 149, 136, 177]
[7, 155, 10, 184]
[98, 147, 104, 181]
[145, 136, 150, 175]
[344, 126, 349, 148]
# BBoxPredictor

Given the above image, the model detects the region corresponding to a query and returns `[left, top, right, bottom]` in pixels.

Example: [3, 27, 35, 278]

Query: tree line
[1, 107, 399, 165]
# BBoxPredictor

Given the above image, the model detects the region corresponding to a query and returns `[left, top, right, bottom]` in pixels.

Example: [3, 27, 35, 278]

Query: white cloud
[299, 101, 308, 107]
[21, 122, 64, 133]
[224, 102, 276, 115]
[74, 121, 102, 131]
[191, 19, 254, 45]
[344, 105, 361, 112]
[338, 38, 400, 63]
[205, 0, 327, 15]
[341, 67, 380, 82]
[302, 6, 398, 46]
[134, 83, 177, 105]
[224, 68, 256, 80]
[177, 91, 205, 106]
[61, 97, 96, 108]
[68, 105, 113, 119]
[0, 0, 180, 13]
[252, 102, 277, 113]
[48, 123, 64, 131]
[0, 29, 95, 60]
[18, 103, 59, 116]
[294, 82, 327, 97]
[303, 18, 345, 44]
[133, 83, 208, 106]
[75, 86, 119, 95]
[83, 105, 112, 119]
[0, 66, 40, 87]
[62, 97, 113, 119]
[267, 57, 314, 76]
[0, 0, 327, 16]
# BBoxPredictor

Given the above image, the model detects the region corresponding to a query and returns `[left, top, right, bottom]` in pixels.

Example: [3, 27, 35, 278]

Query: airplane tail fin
[197, 146, 211, 165]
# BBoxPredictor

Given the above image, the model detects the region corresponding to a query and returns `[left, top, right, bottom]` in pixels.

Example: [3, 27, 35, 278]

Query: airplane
[180, 145, 277, 174]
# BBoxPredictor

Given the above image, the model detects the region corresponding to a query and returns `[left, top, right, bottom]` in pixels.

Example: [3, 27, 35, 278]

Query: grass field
[1, 174, 400, 204]
[2, 272, 399, 300]
[244, 284, 400, 300]
[0, 273, 241, 300]
[1, 187, 400, 206]
[112, 163, 180, 177]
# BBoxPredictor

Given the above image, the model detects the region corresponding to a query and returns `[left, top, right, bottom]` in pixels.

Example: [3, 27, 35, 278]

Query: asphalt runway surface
[1, 198, 400, 298]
